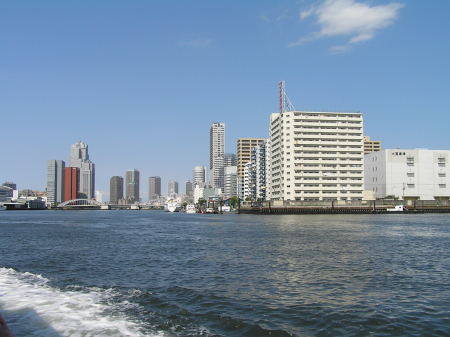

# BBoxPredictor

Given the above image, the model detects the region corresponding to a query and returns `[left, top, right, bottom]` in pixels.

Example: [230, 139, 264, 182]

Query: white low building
[193, 183, 206, 204]
[364, 149, 450, 200]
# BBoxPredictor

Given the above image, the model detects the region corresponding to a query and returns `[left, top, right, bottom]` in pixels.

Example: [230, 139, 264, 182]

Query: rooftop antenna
[279, 80, 295, 114]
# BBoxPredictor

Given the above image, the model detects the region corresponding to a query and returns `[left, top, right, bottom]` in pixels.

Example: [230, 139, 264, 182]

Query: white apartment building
[223, 166, 237, 199]
[269, 110, 364, 201]
[243, 162, 252, 200]
[365, 149, 450, 200]
[193, 183, 206, 204]
[210, 122, 225, 189]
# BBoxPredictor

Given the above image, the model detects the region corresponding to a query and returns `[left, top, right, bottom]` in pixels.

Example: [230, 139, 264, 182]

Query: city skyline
[2, 1, 450, 200]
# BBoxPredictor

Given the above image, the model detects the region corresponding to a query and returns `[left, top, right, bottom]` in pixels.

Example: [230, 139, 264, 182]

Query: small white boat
[221, 205, 231, 212]
[205, 208, 215, 213]
[186, 204, 196, 214]
[0, 204, 6, 211]
[386, 205, 404, 212]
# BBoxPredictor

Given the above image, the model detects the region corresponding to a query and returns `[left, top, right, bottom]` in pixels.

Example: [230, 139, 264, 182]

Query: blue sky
[1, 0, 449, 200]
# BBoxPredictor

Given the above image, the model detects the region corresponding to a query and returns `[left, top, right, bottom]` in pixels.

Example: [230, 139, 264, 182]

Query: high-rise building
[251, 140, 271, 201]
[186, 180, 193, 195]
[220, 153, 236, 193]
[2, 182, 16, 190]
[192, 166, 207, 185]
[69, 140, 95, 199]
[149, 176, 161, 200]
[126, 169, 140, 203]
[237, 138, 266, 199]
[210, 123, 225, 189]
[269, 110, 364, 201]
[364, 136, 382, 154]
[47, 160, 65, 205]
[64, 167, 79, 201]
[223, 166, 237, 199]
[96, 191, 103, 203]
[110, 176, 124, 204]
[168, 180, 178, 196]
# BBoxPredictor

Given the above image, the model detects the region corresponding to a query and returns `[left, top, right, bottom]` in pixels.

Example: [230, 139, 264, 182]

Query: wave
[0, 267, 164, 337]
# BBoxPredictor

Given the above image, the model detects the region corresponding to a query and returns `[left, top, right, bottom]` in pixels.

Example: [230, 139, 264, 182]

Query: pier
[238, 200, 450, 214]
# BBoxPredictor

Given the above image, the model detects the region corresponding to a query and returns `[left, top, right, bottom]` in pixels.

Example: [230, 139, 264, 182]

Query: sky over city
[1, 0, 449, 200]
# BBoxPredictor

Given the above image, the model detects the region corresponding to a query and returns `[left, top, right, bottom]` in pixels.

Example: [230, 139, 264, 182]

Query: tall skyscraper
[110, 176, 124, 204]
[148, 176, 161, 200]
[47, 160, 65, 205]
[64, 167, 79, 201]
[210, 122, 225, 189]
[186, 180, 193, 195]
[192, 166, 207, 185]
[126, 169, 140, 203]
[69, 140, 95, 199]
[168, 180, 178, 196]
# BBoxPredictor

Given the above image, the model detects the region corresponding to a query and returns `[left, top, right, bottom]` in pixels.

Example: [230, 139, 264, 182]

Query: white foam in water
[0, 268, 165, 337]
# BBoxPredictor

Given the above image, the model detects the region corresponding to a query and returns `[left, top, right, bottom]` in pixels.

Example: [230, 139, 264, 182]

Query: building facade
[64, 167, 79, 201]
[47, 160, 65, 205]
[365, 149, 450, 200]
[149, 176, 161, 200]
[193, 183, 206, 204]
[110, 176, 124, 204]
[210, 122, 225, 189]
[269, 110, 364, 201]
[126, 169, 140, 203]
[251, 139, 271, 201]
[364, 136, 382, 154]
[2, 182, 16, 190]
[168, 180, 178, 196]
[237, 138, 266, 199]
[186, 180, 193, 197]
[192, 166, 207, 185]
[223, 166, 237, 199]
[69, 140, 95, 199]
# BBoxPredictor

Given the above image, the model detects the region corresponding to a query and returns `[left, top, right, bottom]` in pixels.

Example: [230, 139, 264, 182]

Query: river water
[0, 211, 449, 336]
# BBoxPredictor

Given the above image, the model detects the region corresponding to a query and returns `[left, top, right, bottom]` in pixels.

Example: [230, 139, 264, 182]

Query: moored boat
[186, 204, 196, 214]
[164, 198, 181, 212]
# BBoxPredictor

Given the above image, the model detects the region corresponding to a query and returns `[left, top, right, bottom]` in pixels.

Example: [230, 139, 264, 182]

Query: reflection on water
[0, 211, 449, 336]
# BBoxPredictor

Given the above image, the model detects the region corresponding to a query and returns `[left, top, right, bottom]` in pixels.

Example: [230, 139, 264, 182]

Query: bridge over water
[57, 199, 162, 210]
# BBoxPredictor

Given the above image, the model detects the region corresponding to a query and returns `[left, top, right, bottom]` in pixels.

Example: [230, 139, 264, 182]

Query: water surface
[1, 211, 449, 336]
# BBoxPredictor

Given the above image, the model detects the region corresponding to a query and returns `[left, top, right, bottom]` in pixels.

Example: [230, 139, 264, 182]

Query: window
[407, 173, 414, 177]
[407, 157, 414, 166]
[438, 173, 446, 177]
[439, 184, 446, 188]
[407, 184, 415, 188]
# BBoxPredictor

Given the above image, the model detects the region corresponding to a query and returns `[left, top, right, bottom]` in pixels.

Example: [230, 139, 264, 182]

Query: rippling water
[1, 211, 449, 336]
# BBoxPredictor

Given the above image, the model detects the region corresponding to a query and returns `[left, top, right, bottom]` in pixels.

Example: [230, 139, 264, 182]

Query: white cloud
[178, 39, 213, 48]
[290, 0, 404, 52]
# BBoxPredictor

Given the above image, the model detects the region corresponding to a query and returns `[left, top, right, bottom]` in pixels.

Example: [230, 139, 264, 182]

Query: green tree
[230, 196, 238, 207]
[245, 196, 251, 201]
[182, 202, 187, 207]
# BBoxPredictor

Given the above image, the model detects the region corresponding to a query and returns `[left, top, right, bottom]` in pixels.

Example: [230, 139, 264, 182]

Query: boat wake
[0, 267, 164, 337]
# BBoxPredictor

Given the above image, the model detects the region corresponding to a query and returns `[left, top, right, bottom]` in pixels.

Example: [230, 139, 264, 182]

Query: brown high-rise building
[64, 167, 79, 201]
[110, 176, 124, 204]
[237, 138, 266, 177]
